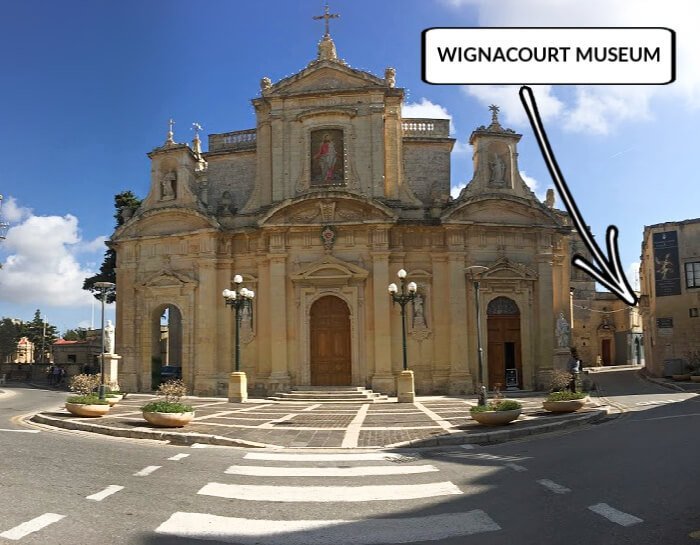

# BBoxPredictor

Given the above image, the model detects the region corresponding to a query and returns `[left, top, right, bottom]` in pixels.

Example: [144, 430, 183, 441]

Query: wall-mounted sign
[505, 368, 519, 388]
[653, 231, 681, 297]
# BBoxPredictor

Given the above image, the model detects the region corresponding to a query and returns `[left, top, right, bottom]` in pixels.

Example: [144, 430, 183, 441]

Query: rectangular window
[690, 308, 699, 318]
[686, 262, 700, 288]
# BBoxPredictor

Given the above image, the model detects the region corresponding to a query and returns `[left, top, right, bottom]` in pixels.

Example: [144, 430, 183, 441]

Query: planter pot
[543, 398, 588, 413]
[105, 395, 123, 406]
[470, 408, 521, 426]
[691, 376, 700, 383]
[142, 411, 195, 428]
[65, 402, 111, 417]
[672, 374, 691, 381]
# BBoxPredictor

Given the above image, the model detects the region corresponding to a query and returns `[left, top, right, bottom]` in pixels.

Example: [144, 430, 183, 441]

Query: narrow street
[0, 371, 698, 545]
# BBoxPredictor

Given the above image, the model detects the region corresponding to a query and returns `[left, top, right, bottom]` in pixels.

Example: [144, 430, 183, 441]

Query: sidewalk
[30, 392, 609, 450]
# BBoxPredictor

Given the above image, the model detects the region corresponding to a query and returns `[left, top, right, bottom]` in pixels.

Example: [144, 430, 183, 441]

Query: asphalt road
[0, 372, 698, 545]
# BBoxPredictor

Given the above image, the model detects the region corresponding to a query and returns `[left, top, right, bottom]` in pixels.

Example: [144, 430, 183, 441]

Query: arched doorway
[310, 295, 351, 386]
[151, 304, 183, 389]
[486, 297, 522, 390]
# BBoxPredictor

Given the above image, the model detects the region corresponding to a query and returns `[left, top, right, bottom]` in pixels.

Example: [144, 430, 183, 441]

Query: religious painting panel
[311, 129, 344, 186]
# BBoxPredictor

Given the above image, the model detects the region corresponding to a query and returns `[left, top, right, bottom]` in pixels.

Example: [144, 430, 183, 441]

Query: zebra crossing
[155, 450, 503, 544]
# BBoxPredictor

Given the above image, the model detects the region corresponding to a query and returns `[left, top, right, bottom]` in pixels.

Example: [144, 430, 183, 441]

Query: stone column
[371, 250, 394, 394]
[536, 242, 556, 389]
[448, 253, 472, 394]
[268, 252, 290, 393]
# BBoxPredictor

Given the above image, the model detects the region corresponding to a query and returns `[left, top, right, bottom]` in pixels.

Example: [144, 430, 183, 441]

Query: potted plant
[542, 369, 588, 413]
[470, 399, 522, 425]
[104, 386, 125, 406]
[65, 374, 111, 417]
[141, 379, 194, 427]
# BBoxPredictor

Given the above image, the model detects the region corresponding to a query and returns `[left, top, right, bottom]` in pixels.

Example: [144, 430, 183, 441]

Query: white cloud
[463, 85, 564, 127]
[0, 208, 105, 307]
[446, 0, 700, 134]
[1, 196, 32, 223]
[402, 98, 456, 134]
[451, 182, 467, 198]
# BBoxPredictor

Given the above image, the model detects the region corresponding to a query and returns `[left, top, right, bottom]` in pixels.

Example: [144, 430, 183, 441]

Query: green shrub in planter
[66, 395, 109, 405]
[470, 400, 522, 413]
[141, 401, 193, 413]
[546, 391, 586, 402]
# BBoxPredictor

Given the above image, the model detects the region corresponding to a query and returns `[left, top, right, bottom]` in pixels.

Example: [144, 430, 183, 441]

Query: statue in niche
[160, 172, 176, 200]
[412, 293, 427, 329]
[217, 191, 234, 216]
[488, 153, 506, 186]
[240, 303, 254, 344]
[555, 312, 570, 349]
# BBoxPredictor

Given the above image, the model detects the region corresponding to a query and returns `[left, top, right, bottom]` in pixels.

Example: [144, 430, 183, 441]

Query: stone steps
[268, 387, 389, 403]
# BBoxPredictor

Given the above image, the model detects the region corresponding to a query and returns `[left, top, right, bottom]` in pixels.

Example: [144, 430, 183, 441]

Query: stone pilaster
[448, 252, 472, 394]
[268, 252, 290, 392]
[371, 250, 394, 394]
[536, 244, 555, 389]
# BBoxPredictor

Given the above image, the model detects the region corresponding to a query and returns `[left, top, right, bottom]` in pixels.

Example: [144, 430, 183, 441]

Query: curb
[637, 370, 686, 392]
[30, 407, 608, 450]
[30, 413, 268, 449]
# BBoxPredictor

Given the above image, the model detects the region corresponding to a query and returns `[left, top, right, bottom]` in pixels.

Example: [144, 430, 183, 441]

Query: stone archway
[309, 295, 351, 386]
[486, 296, 522, 390]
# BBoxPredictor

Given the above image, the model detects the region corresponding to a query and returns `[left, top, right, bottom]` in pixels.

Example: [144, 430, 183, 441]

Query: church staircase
[267, 386, 389, 403]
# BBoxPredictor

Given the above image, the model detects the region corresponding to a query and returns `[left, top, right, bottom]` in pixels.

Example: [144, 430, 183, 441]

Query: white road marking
[224, 465, 440, 477]
[537, 479, 571, 494]
[460, 444, 475, 450]
[504, 463, 527, 472]
[341, 404, 369, 448]
[413, 401, 456, 432]
[156, 511, 500, 544]
[86, 485, 124, 501]
[0, 513, 65, 540]
[638, 413, 700, 421]
[168, 453, 190, 461]
[0, 428, 40, 433]
[198, 481, 462, 502]
[302, 403, 322, 411]
[588, 503, 643, 526]
[134, 465, 162, 476]
[244, 452, 409, 462]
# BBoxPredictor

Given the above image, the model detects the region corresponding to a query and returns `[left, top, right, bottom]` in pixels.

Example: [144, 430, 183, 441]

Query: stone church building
[111, 30, 577, 397]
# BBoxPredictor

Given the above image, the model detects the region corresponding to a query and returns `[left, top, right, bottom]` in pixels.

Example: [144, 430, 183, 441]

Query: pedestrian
[52, 365, 61, 387]
[47, 365, 55, 385]
[58, 367, 66, 386]
[568, 348, 581, 393]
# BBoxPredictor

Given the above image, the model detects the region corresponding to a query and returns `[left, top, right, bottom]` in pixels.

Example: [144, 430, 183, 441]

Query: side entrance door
[487, 314, 522, 389]
[310, 296, 351, 386]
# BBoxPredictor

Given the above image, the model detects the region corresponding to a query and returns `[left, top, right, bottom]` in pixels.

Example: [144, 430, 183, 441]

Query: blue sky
[1, 0, 698, 333]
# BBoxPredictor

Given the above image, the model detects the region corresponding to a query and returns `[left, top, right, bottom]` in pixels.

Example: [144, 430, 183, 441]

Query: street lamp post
[223, 274, 255, 402]
[466, 266, 489, 406]
[94, 281, 115, 400]
[388, 269, 417, 402]
[0, 194, 9, 241]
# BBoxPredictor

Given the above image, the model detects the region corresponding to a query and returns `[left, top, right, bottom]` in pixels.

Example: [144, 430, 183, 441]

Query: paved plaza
[32, 393, 608, 449]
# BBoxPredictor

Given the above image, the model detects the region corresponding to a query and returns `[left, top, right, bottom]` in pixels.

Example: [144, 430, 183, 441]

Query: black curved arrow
[519, 85, 638, 307]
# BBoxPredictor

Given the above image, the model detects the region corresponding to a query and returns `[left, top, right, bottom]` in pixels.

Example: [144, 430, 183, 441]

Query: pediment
[480, 257, 538, 281]
[141, 269, 195, 288]
[292, 255, 368, 287]
[114, 207, 218, 239]
[269, 63, 385, 96]
[443, 196, 560, 227]
[260, 193, 397, 226]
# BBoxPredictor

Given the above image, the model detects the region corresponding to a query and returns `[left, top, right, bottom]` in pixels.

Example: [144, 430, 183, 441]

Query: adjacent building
[639, 218, 700, 376]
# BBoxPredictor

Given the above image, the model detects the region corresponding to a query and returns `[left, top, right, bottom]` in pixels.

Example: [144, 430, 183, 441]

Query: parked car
[160, 365, 182, 381]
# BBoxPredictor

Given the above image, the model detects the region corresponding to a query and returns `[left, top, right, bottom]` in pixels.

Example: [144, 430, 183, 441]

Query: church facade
[111, 32, 576, 397]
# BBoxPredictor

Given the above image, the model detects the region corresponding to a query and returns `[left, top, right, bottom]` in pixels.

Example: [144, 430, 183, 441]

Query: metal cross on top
[488, 104, 500, 124]
[313, 3, 339, 37]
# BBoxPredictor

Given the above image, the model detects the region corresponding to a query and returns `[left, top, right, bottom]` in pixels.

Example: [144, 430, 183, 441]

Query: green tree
[83, 191, 141, 304]
[63, 328, 88, 341]
[20, 310, 58, 363]
[0, 318, 22, 362]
